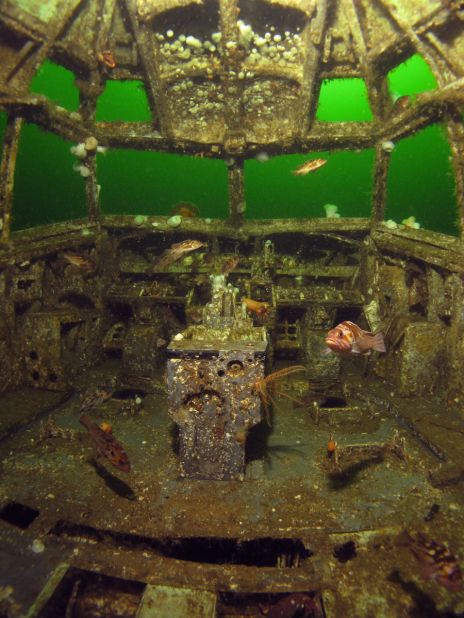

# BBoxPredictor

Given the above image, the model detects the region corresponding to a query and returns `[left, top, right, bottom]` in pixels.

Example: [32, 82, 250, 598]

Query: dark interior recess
[0, 501, 40, 529]
[49, 521, 311, 567]
[333, 540, 357, 562]
[218, 590, 324, 616]
[36, 566, 145, 618]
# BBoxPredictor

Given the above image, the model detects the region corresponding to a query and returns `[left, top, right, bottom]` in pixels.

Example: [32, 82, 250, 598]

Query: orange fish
[291, 158, 327, 176]
[327, 434, 337, 459]
[80, 414, 130, 472]
[391, 95, 411, 115]
[398, 530, 462, 592]
[153, 239, 206, 271]
[170, 202, 199, 218]
[63, 253, 95, 272]
[222, 255, 240, 275]
[325, 321, 385, 356]
[243, 297, 270, 319]
[99, 421, 113, 434]
[97, 50, 116, 69]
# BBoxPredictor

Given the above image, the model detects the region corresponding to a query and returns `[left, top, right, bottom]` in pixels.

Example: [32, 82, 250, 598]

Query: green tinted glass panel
[316, 79, 373, 121]
[96, 81, 151, 122]
[245, 150, 375, 218]
[387, 54, 437, 99]
[385, 124, 457, 236]
[98, 150, 229, 218]
[12, 124, 87, 230]
[30, 60, 79, 111]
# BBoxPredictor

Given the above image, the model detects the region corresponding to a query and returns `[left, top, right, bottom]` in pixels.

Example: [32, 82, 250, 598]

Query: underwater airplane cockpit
[0, 0, 464, 616]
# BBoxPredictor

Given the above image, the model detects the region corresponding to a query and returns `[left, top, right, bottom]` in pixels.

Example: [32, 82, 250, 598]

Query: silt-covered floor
[1, 361, 464, 617]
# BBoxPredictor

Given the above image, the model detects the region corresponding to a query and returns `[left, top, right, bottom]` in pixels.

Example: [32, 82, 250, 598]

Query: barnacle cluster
[157, 31, 221, 63]
[156, 21, 302, 68]
[238, 22, 302, 67]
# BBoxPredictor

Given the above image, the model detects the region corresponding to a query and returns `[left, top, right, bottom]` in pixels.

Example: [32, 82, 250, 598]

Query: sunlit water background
[0, 53, 458, 235]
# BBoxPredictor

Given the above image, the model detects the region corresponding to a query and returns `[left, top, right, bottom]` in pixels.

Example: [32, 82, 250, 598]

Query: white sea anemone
[167, 215, 182, 228]
[177, 48, 191, 60]
[381, 140, 395, 153]
[31, 539, 45, 554]
[84, 136, 98, 152]
[383, 219, 398, 229]
[73, 163, 90, 177]
[402, 216, 420, 229]
[134, 215, 147, 226]
[255, 151, 269, 163]
[70, 143, 86, 158]
[324, 204, 340, 218]
[238, 20, 254, 48]
[186, 35, 202, 49]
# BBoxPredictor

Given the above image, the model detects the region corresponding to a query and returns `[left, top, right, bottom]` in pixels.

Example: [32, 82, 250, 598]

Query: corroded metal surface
[1, 367, 464, 617]
[0, 0, 464, 615]
[167, 281, 267, 480]
[1, 0, 463, 225]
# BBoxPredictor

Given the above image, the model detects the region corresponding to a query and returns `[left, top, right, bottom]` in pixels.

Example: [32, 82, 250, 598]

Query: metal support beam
[6, 0, 86, 91]
[342, 0, 391, 121]
[343, 0, 392, 228]
[95, 0, 115, 55]
[295, 0, 327, 136]
[0, 115, 22, 242]
[75, 61, 104, 227]
[377, 0, 454, 85]
[425, 32, 464, 78]
[83, 155, 101, 226]
[219, 0, 245, 152]
[447, 118, 464, 240]
[371, 143, 391, 226]
[122, 0, 171, 135]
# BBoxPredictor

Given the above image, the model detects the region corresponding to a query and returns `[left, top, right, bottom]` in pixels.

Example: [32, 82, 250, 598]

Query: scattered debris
[328, 430, 407, 468]
[38, 415, 76, 443]
[30, 539, 45, 554]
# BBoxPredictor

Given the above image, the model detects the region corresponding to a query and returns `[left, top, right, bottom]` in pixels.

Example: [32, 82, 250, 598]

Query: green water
[96, 80, 151, 122]
[0, 53, 459, 235]
[245, 149, 375, 218]
[316, 77, 373, 122]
